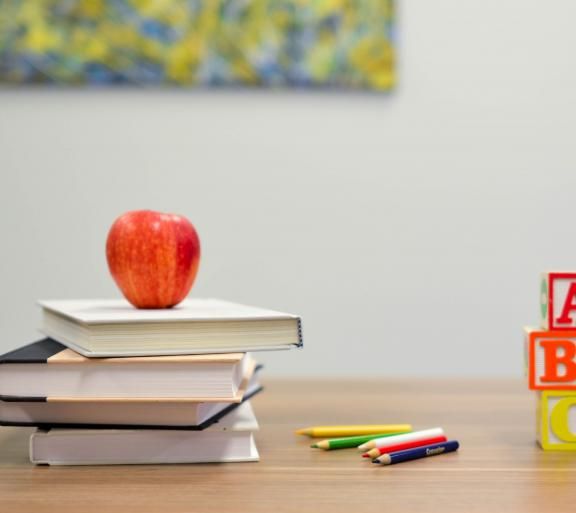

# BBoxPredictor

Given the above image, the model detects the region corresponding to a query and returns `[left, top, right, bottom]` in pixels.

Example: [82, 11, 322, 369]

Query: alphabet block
[541, 271, 576, 330]
[526, 327, 576, 390]
[537, 391, 576, 450]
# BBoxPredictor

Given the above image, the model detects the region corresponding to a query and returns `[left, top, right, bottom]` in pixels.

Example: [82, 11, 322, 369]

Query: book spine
[0, 395, 47, 402]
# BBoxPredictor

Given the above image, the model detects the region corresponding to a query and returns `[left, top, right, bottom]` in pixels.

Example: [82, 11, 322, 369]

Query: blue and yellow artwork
[0, 0, 395, 90]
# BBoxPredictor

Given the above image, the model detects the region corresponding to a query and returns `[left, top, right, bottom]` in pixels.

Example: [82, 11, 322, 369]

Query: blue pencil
[372, 440, 460, 465]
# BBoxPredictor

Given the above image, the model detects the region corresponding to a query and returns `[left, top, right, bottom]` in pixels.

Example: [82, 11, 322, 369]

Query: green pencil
[311, 431, 411, 450]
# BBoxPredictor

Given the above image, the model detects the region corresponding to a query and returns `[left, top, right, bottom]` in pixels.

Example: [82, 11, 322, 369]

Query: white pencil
[357, 427, 445, 451]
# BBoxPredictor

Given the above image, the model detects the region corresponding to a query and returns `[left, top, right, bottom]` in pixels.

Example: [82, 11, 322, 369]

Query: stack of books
[0, 298, 302, 465]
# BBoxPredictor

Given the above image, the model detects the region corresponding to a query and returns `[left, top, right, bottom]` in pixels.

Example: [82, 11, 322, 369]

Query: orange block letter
[541, 340, 576, 382]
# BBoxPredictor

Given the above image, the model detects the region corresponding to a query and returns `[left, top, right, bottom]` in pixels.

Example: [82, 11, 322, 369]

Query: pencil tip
[295, 428, 309, 436]
[310, 444, 318, 448]
[361, 454, 369, 458]
[371, 460, 381, 464]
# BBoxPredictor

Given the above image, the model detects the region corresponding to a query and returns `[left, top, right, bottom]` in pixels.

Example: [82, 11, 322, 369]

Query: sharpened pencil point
[295, 428, 310, 436]
[361, 453, 370, 458]
[310, 444, 318, 448]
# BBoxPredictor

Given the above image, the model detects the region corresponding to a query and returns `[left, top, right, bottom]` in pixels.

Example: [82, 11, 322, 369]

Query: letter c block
[538, 391, 576, 450]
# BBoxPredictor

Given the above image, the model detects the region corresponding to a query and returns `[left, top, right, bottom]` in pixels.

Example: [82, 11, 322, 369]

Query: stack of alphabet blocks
[526, 272, 576, 450]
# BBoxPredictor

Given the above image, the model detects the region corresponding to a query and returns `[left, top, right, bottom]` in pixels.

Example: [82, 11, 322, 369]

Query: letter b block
[526, 328, 576, 389]
[541, 272, 576, 330]
[538, 391, 576, 450]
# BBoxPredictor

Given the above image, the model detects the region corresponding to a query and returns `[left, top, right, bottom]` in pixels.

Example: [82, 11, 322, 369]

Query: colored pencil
[311, 432, 410, 450]
[372, 440, 460, 465]
[362, 435, 447, 458]
[357, 427, 444, 451]
[295, 424, 412, 438]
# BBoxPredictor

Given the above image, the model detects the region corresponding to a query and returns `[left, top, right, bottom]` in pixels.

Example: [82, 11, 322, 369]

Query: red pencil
[362, 435, 447, 459]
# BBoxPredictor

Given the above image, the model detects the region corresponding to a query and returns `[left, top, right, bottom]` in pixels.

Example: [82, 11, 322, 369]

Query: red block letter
[555, 282, 576, 325]
[541, 340, 576, 382]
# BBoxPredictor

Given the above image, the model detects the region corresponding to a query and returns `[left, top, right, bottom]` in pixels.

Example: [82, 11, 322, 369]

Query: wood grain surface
[1, 378, 575, 513]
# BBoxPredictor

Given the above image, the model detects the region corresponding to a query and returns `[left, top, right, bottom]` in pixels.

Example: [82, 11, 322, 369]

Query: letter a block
[526, 328, 576, 390]
[538, 391, 576, 450]
[541, 272, 576, 330]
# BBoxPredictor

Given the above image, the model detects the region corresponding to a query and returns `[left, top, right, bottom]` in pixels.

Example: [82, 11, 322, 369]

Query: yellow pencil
[295, 424, 412, 438]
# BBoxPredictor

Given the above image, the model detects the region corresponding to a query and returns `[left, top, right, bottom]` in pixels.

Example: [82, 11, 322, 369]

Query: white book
[39, 298, 302, 357]
[30, 402, 259, 465]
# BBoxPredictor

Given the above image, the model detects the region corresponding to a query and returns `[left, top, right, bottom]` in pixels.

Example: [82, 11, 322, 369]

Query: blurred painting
[0, 0, 395, 90]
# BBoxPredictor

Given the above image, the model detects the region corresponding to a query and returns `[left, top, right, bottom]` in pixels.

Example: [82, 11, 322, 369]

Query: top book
[39, 298, 303, 357]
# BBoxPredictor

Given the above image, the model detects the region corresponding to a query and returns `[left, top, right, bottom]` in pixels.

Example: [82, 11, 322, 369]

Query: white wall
[1, 0, 575, 376]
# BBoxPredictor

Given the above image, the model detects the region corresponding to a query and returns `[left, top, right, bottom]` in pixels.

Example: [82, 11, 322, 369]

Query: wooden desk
[1, 378, 575, 513]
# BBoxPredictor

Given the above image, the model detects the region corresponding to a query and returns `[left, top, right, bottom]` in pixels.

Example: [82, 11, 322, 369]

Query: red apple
[106, 210, 201, 309]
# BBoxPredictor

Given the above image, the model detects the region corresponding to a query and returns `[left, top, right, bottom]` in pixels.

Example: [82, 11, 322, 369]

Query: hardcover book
[39, 298, 303, 357]
[30, 402, 260, 465]
[0, 339, 255, 401]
